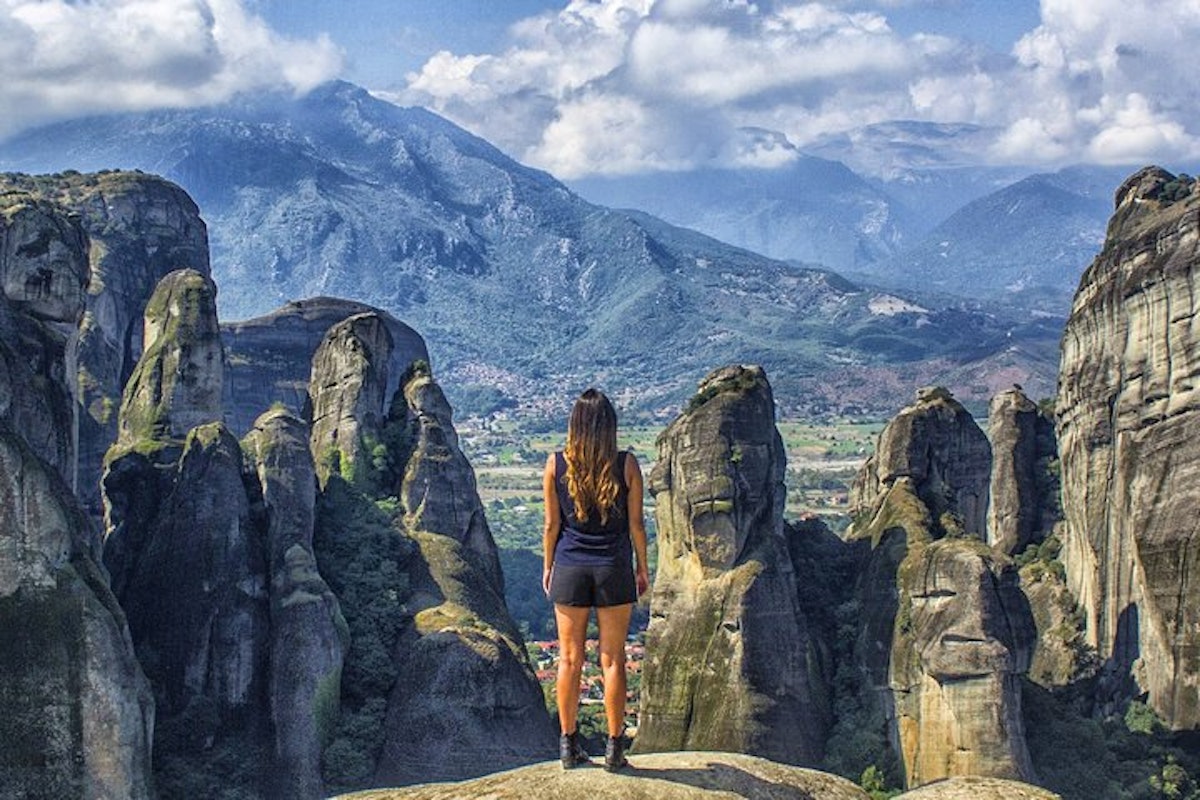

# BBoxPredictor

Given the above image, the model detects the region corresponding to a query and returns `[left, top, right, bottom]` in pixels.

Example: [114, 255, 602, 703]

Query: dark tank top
[553, 451, 632, 567]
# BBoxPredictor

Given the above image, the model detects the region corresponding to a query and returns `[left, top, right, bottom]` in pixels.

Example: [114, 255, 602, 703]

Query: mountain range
[0, 81, 1080, 417]
[572, 127, 1134, 313]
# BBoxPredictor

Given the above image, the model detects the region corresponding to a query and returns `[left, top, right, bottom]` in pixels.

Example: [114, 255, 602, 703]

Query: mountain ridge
[0, 80, 1061, 417]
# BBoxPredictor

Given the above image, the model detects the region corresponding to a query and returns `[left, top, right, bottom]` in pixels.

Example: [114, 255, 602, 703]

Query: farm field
[459, 417, 884, 546]
[458, 414, 884, 656]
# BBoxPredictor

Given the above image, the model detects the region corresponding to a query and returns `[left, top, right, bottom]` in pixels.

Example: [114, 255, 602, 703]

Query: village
[528, 634, 647, 733]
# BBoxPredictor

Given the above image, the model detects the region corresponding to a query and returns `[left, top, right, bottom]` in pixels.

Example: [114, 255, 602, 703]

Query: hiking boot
[604, 731, 628, 772]
[560, 731, 590, 769]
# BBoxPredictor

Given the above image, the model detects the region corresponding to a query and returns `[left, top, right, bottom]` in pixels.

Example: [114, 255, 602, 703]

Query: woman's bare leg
[596, 603, 634, 737]
[554, 604, 591, 734]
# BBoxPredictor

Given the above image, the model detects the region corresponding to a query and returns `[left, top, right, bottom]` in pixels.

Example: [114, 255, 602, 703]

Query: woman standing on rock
[542, 388, 651, 771]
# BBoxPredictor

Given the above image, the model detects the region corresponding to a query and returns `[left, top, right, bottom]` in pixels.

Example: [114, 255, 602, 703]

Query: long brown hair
[564, 388, 621, 524]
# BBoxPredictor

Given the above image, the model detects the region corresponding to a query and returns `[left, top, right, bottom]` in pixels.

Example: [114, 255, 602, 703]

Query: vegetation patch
[313, 476, 414, 794]
[685, 368, 766, 414]
[1023, 681, 1200, 800]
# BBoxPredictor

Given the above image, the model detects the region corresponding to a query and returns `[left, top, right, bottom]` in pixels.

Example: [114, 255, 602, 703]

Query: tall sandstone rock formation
[222, 296, 428, 435]
[0, 194, 153, 800]
[848, 387, 1036, 788]
[243, 407, 347, 800]
[987, 388, 1056, 557]
[308, 312, 395, 487]
[0, 192, 87, 483]
[102, 269, 274, 794]
[102, 269, 346, 799]
[1057, 166, 1200, 727]
[0, 171, 210, 514]
[305, 316, 554, 788]
[636, 365, 825, 765]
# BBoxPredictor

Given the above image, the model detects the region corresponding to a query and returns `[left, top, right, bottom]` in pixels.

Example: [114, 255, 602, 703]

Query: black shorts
[548, 563, 637, 607]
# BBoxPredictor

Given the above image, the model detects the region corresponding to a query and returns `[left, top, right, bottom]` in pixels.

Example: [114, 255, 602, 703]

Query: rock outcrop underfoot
[335, 752, 1059, 800]
[339, 752, 872, 800]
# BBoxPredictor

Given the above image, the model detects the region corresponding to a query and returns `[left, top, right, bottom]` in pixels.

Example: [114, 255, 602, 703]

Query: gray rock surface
[244, 407, 348, 800]
[114, 268, 224, 445]
[848, 388, 1036, 788]
[398, 364, 502, 589]
[0, 191, 89, 486]
[851, 387, 991, 540]
[0, 266, 79, 490]
[373, 365, 554, 785]
[223, 297, 428, 436]
[0, 172, 210, 515]
[308, 312, 394, 487]
[890, 537, 1037, 785]
[0, 241, 153, 799]
[0, 432, 154, 800]
[306, 337, 552, 789]
[894, 775, 1061, 799]
[102, 270, 273, 796]
[0, 194, 88, 322]
[1020, 555, 1094, 688]
[341, 752, 871, 800]
[635, 365, 824, 765]
[1057, 166, 1200, 727]
[986, 388, 1055, 556]
[107, 422, 269, 717]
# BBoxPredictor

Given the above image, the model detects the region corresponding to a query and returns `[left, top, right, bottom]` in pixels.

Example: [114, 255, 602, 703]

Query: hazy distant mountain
[0, 81, 1061, 416]
[569, 122, 1131, 310]
[864, 165, 1130, 310]
[570, 154, 911, 271]
[807, 121, 1001, 174]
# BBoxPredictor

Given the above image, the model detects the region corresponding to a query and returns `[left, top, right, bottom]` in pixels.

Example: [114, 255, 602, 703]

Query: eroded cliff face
[635, 365, 825, 765]
[0, 431, 155, 800]
[0, 192, 90, 486]
[308, 312, 395, 488]
[115, 268, 225, 444]
[306, 339, 553, 788]
[0, 214, 153, 799]
[0, 194, 88, 323]
[243, 407, 347, 800]
[987, 388, 1057, 557]
[848, 388, 1036, 788]
[398, 365, 504, 591]
[222, 297, 428, 436]
[102, 270, 274, 795]
[0, 171, 210, 516]
[1057, 166, 1200, 727]
[852, 386, 991, 540]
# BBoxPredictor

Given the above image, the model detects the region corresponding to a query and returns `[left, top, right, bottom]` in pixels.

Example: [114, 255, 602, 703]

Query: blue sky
[258, 1, 1044, 90]
[258, 1, 567, 88]
[0, 1, 1196, 178]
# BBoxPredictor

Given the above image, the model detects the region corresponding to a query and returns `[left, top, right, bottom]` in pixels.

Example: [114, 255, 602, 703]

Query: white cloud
[0, 0, 341, 138]
[395, 0, 1200, 177]
[993, 0, 1200, 165]
[398, 0, 982, 177]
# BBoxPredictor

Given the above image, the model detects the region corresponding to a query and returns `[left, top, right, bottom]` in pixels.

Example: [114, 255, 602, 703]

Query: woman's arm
[626, 453, 651, 597]
[542, 452, 561, 596]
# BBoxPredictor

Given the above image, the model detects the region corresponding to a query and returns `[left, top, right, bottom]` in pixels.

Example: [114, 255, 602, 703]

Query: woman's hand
[543, 566, 553, 596]
[636, 566, 650, 597]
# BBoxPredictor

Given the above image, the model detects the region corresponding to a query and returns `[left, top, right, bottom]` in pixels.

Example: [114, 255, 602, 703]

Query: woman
[542, 388, 650, 771]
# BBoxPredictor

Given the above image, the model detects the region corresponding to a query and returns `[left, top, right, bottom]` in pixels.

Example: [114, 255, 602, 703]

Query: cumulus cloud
[394, 0, 1200, 177]
[0, 0, 341, 138]
[997, 0, 1200, 166]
